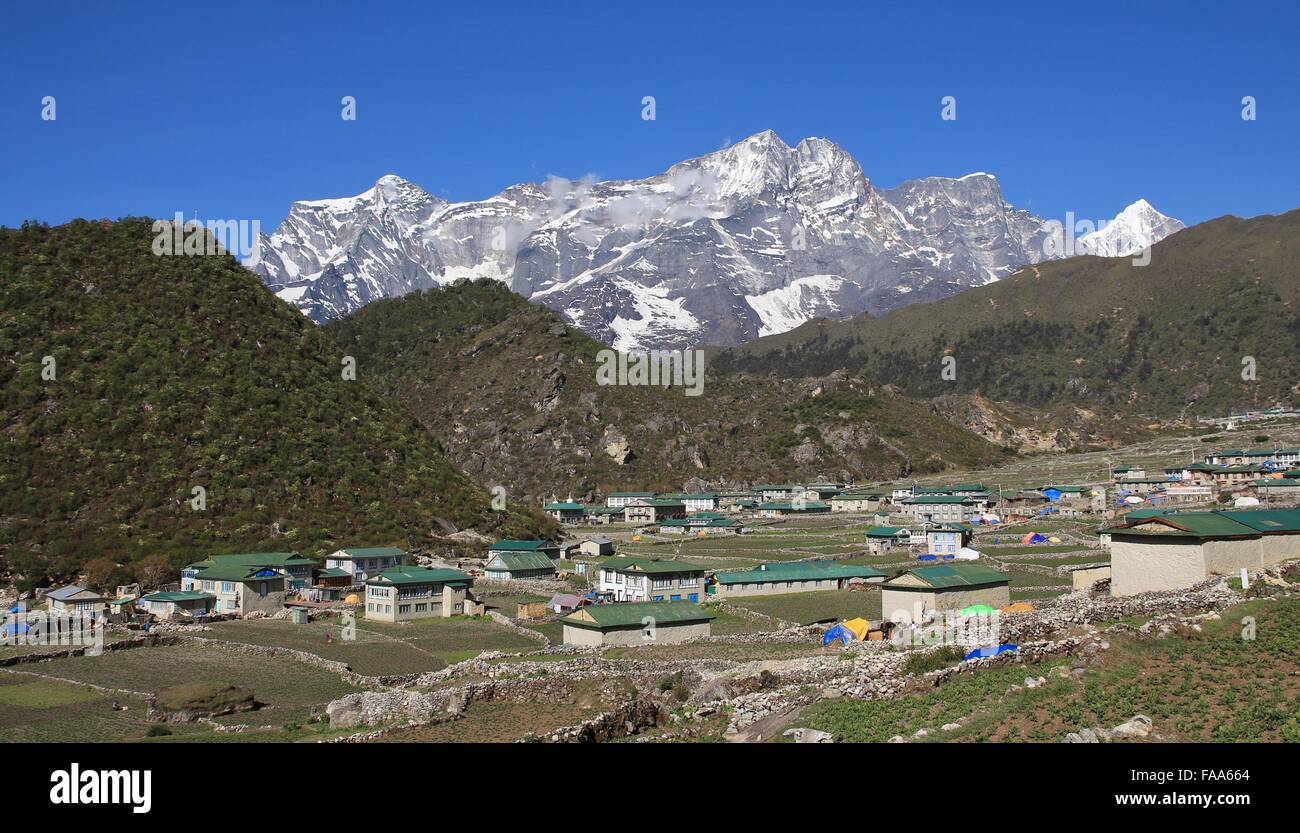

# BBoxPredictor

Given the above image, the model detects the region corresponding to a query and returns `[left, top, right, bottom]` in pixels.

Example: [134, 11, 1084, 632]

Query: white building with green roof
[560, 601, 714, 647]
[596, 557, 706, 602]
[364, 567, 473, 622]
[324, 546, 407, 583]
[140, 590, 216, 620]
[484, 550, 558, 581]
[711, 560, 885, 598]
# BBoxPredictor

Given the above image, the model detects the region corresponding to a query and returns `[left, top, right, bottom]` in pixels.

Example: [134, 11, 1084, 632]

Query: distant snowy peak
[249, 131, 1186, 348]
[1077, 199, 1186, 257]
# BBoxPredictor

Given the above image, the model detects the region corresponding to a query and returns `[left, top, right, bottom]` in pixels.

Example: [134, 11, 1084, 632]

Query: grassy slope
[795, 597, 1300, 743]
[0, 219, 553, 586]
[325, 279, 1012, 501]
[717, 210, 1300, 418]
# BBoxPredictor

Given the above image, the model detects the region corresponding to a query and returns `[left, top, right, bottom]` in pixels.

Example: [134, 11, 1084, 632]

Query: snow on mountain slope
[1077, 199, 1187, 257]
[249, 131, 1184, 348]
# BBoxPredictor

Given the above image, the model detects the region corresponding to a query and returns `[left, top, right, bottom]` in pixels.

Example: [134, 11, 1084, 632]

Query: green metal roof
[315, 567, 351, 578]
[887, 563, 1009, 589]
[715, 560, 885, 585]
[758, 501, 830, 510]
[608, 491, 656, 497]
[186, 552, 315, 570]
[1215, 509, 1300, 533]
[366, 567, 472, 587]
[1100, 509, 1298, 539]
[486, 552, 557, 572]
[333, 546, 406, 559]
[599, 556, 705, 574]
[560, 601, 714, 630]
[544, 502, 584, 510]
[488, 539, 556, 551]
[192, 564, 286, 583]
[142, 591, 215, 602]
[904, 495, 973, 504]
[661, 517, 739, 527]
[866, 526, 910, 537]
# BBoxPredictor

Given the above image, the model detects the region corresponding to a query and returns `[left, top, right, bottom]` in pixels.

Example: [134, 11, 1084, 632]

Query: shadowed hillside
[0, 219, 553, 588]
[326, 280, 1015, 503]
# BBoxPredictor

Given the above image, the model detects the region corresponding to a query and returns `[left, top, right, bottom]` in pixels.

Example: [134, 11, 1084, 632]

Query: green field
[0, 643, 364, 741]
[724, 591, 882, 625]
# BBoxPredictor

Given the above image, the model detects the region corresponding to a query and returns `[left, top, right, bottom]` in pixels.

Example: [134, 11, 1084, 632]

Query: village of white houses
[3, 1, 1298, 764]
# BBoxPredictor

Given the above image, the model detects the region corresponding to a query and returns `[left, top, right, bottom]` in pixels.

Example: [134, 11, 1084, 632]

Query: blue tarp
[2, 621, 31, 636]
[822, 624, 856, 646]
[917, 554, 937, 561]
[1042, 488, 1062, 501]
[963, 644, 1019, 660]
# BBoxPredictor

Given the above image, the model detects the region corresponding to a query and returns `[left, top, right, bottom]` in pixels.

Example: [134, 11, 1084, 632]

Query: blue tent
[916, 554, 937, 562]
[963, 643, 1018, 661]
[1042, 488, 1062, 501]
[822, 624, 856, 646]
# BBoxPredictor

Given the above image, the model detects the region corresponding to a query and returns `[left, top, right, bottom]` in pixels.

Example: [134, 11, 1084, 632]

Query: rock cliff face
[252, 132, 1182, 349]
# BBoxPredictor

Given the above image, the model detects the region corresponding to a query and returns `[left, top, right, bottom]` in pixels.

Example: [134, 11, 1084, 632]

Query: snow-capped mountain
[249, 131, 1184, 349]
[1076, 198, 1185, 257]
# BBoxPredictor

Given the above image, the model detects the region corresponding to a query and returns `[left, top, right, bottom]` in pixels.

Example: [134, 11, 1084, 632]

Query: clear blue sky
[2, 0, 1295, 230]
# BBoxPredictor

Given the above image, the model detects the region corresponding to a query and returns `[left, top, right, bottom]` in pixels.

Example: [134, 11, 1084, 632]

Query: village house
[185, 564, 287, 615]
[139, 590, 216, 620]
[716, 490, 758, 509]
[182, 551, 318, 592]
[605, 491, 656, 508]
[596, 556, 706, 602]
[484, 551, 557, 581]
[364, 567, 472, 622]
[756, 484, 803, 502]
[1103, 508, 1300, 596]
[623, 498, 687, 524]
[659, 516, 744, 535]
[1251, 478, 1300, 505]
[583, 505, 626, 524]
[865, 526, 912, 554]
[880, 563, 1011, 624]
[902, 495, 983, 524]
[757, 500, 831, 518]
[487, 539, 560, 561]
[710, 560, 885, 597]
[45, 585, 107, 621]
[659, 492, 719, 512]
[1112, 465, 1146, 480]
[1211, 464, 1272, 489]
[831, 490, 885, 512]
[925, 524, 974, 556]
[579, 536, 616, 558]
[803, 483, 844, 502]
[560, 601, 714, 647]
[323, 547, 407, 583]
[543, 501, 586, 524]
